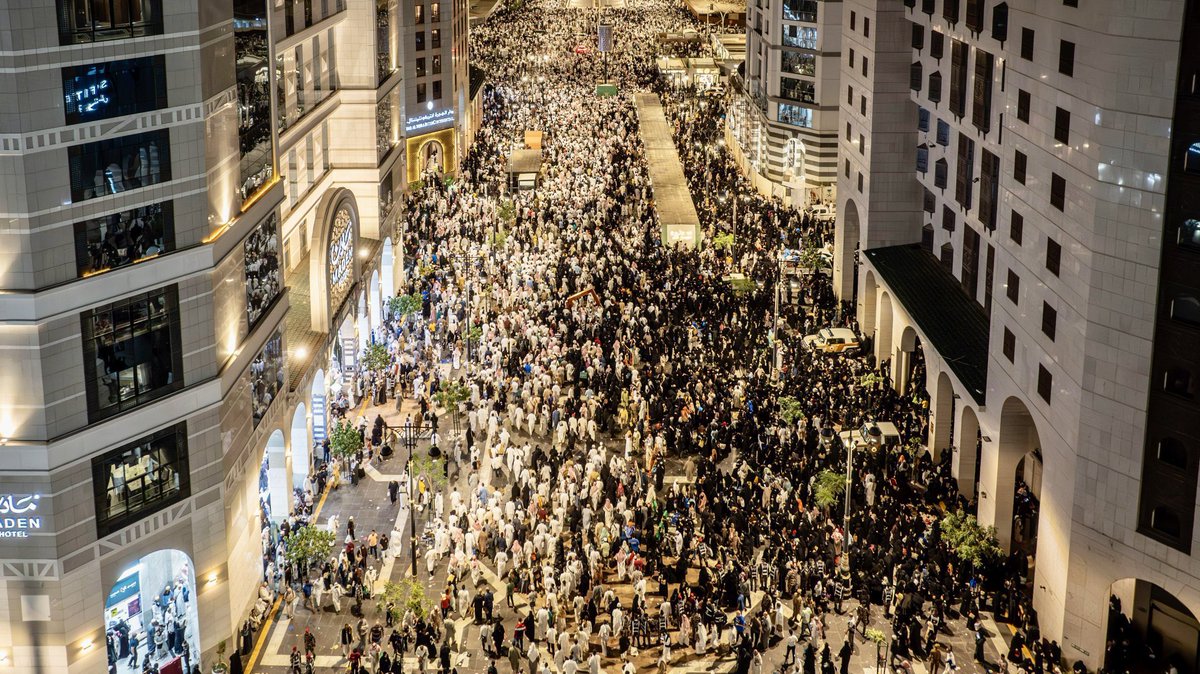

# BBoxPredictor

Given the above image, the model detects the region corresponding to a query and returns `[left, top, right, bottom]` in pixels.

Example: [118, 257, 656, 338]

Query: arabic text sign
[0, 494, 43, 538]
[405, 109, 456, 134]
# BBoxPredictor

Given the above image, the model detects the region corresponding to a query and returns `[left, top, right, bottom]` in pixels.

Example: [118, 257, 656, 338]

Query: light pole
[403, 418, 419, 578]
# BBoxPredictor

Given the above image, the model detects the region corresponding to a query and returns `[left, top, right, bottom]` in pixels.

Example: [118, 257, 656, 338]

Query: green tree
[940, 510, 1003, 569]
[329, 421, 363, 474]
[362, 342, 390, 374]
[711, 232, 734, 250]
[777, 396, 806, 426]
[859, 372, 883, 388]
[497, 198, 517, 225]
[283, 525, 337, 571]
[467, 325, 483, 345]
[799, 246, 830, 270]
[377, 578, 434, 622]
[812, 469, 846, 510]
[388, 293, 423, 320]
[212, 640, 229, 673]
[410, 452, 448, 491]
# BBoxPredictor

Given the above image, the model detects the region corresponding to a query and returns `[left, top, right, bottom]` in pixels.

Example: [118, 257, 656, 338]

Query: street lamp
[402, 418, 420, 578]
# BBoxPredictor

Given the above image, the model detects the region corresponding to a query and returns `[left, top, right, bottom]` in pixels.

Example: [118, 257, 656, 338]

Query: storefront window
[82, 286, 184, 421]
[245, 213, 282, 327]
[251, 331, 285, 427]
[68, 129, 170, 203]
[104, 549, 201, 671]
[62, 56, 167, 125]
[92, 423, 189, 535]
[57, 0, 162, 44]
[74, 201, 174, 277]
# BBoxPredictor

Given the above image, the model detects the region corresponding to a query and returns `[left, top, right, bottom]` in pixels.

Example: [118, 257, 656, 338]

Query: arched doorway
[835, 198, 861, 304]
[876, 291, 894, 372]
[991, 397, 1043, 603]
[955, 405, 981, 499]
[896, 326, 925, 396]
[357, 290, 369, 350]
[861, 270, 878, 339]
[310, 369, 329, 462]
[1012, 450, 1041, 557]
[381, 237, 396, 305]
[1106, 579, 1200, 674]
[260, 430, 290, 525]
[931, 370, 955, 461]
[104, 549, 202, 674]
[369, 269, 382, 342]
[291, 403, 310, 490]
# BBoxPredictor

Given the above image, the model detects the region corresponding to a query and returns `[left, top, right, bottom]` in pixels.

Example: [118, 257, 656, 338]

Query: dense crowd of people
[244, 0, 1062, 673]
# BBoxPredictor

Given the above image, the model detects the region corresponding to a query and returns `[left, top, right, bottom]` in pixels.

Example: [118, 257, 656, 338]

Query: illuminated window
[91, 423, 190, 536]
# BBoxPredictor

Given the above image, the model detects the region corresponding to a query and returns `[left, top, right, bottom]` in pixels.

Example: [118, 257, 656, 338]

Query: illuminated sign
[328, 206, 355, 309]
[405, 109, 455, 134]
[0, 494, 43, 538]
[65, 79, 111, 116]
[598, 24, 613, 52]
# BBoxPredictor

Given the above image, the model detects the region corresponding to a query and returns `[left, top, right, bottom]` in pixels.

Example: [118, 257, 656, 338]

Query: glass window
[416, 58, 426, 77]
[778, 104, 812, 128]
[936, 119, 950, 145]
[414, 3, 424, 21]
[782, 51, 815, 76]
[91, 422, 190, 536]
[1152, 507, 1181, 538]
[781, 0, 816, 21]
[417, 82, 427, 102]
[415, 31, 425, 51]
[57, 0, 163, 44]
[431, 28, 441, 48]
[916, 145, 929, 173]
[779, 77, 815, 103]
[1180, 218, 1200, 250]
[1037, 364, 1052, 403]
[432, 55, 442, 74]
[68, 129, 170, 203]
[1158, 439, 1189, 470]
[430, 1, 440, 20]
[1186, 142, 1200, 173]
[62, 56, 167, 125]
[74, 201, 174, 277]
[82, 286, 184, 421]
[433, 80, 442, 100]
[235, 0, 274, 205]
[245, 213, 282, 327]
[918, 108, 930, 132]
[1172, 295, 1200, 326]
[782, 25, 817, 49]
[250, 331, 285, 427]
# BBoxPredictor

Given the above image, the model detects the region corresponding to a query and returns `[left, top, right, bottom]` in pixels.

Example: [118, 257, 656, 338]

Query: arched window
[1152, 506, 1182, 538]
[1181, 218, 1200, 250]
[1164, 367, 1193, 397]
[1188, 142, 1200, 173]
[1158, 438, 1189, 470]
[1171, 294, 1200, 326]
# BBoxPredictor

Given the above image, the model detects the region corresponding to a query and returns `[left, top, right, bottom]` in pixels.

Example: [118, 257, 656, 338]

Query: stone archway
[103, 550, 202, 674]
[861, 270, 878, 337]
[835, 198, 861, 304]
[955, 404, 981, 498]
[930, 370, 955, 462]
[981, 397, 1043, 552]
[382, 237, 397, 304]
[1106, 579, 1200, 674]
[261, 429, 290, 524]
[876, 290, 894, 371]
[308, 189, 361, 332]
[290, 403, 310, 488]
[896, 325, 921, 395]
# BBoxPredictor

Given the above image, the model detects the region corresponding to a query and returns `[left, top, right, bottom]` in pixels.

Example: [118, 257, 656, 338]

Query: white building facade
[835, 0, 1200, 669]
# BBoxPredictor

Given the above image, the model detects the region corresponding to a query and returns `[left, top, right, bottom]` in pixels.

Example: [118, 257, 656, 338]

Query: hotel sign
[0, 494, 43, 538]
[405, 109, 455, 134]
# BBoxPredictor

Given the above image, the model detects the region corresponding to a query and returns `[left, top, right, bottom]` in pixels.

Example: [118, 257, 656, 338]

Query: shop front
[104, 549, 201, 674]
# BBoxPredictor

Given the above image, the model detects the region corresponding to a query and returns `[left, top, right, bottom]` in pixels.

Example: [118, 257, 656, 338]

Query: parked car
[808, 204, 836, 222]
[838, 421, 902, 450]
[801, 327, 861, 355]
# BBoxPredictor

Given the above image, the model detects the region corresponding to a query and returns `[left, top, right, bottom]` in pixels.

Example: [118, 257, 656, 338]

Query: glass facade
[74, 201, 175, 277]
[82, 286, 184, 421]
[779, 77, 815, 103]
[244, 213, 282, 327]
[68, 129, 170, 203]
[250, 331, 284, 427]
[235, 0, 274, 206]
[91, 422, 190, 536]
[57, 0, 162, 44]
[782, 25, 817, 49]
[782, 0, 816, 21]
[782, 51, 815, 76]
[62, 56, 167, 125]
[778, 104, 813, 128]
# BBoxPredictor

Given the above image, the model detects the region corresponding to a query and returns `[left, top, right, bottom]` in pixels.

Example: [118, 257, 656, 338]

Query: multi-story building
[835, 0, 1200, 667]
[0, 0, 468, 669]
[729, 0, 840, 206]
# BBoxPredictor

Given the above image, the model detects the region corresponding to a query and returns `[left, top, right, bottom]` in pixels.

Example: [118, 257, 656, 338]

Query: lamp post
[402, 418, 419, 578]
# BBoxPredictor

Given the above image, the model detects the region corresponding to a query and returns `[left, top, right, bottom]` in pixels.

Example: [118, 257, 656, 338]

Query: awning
[864, 244, 989, 404]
